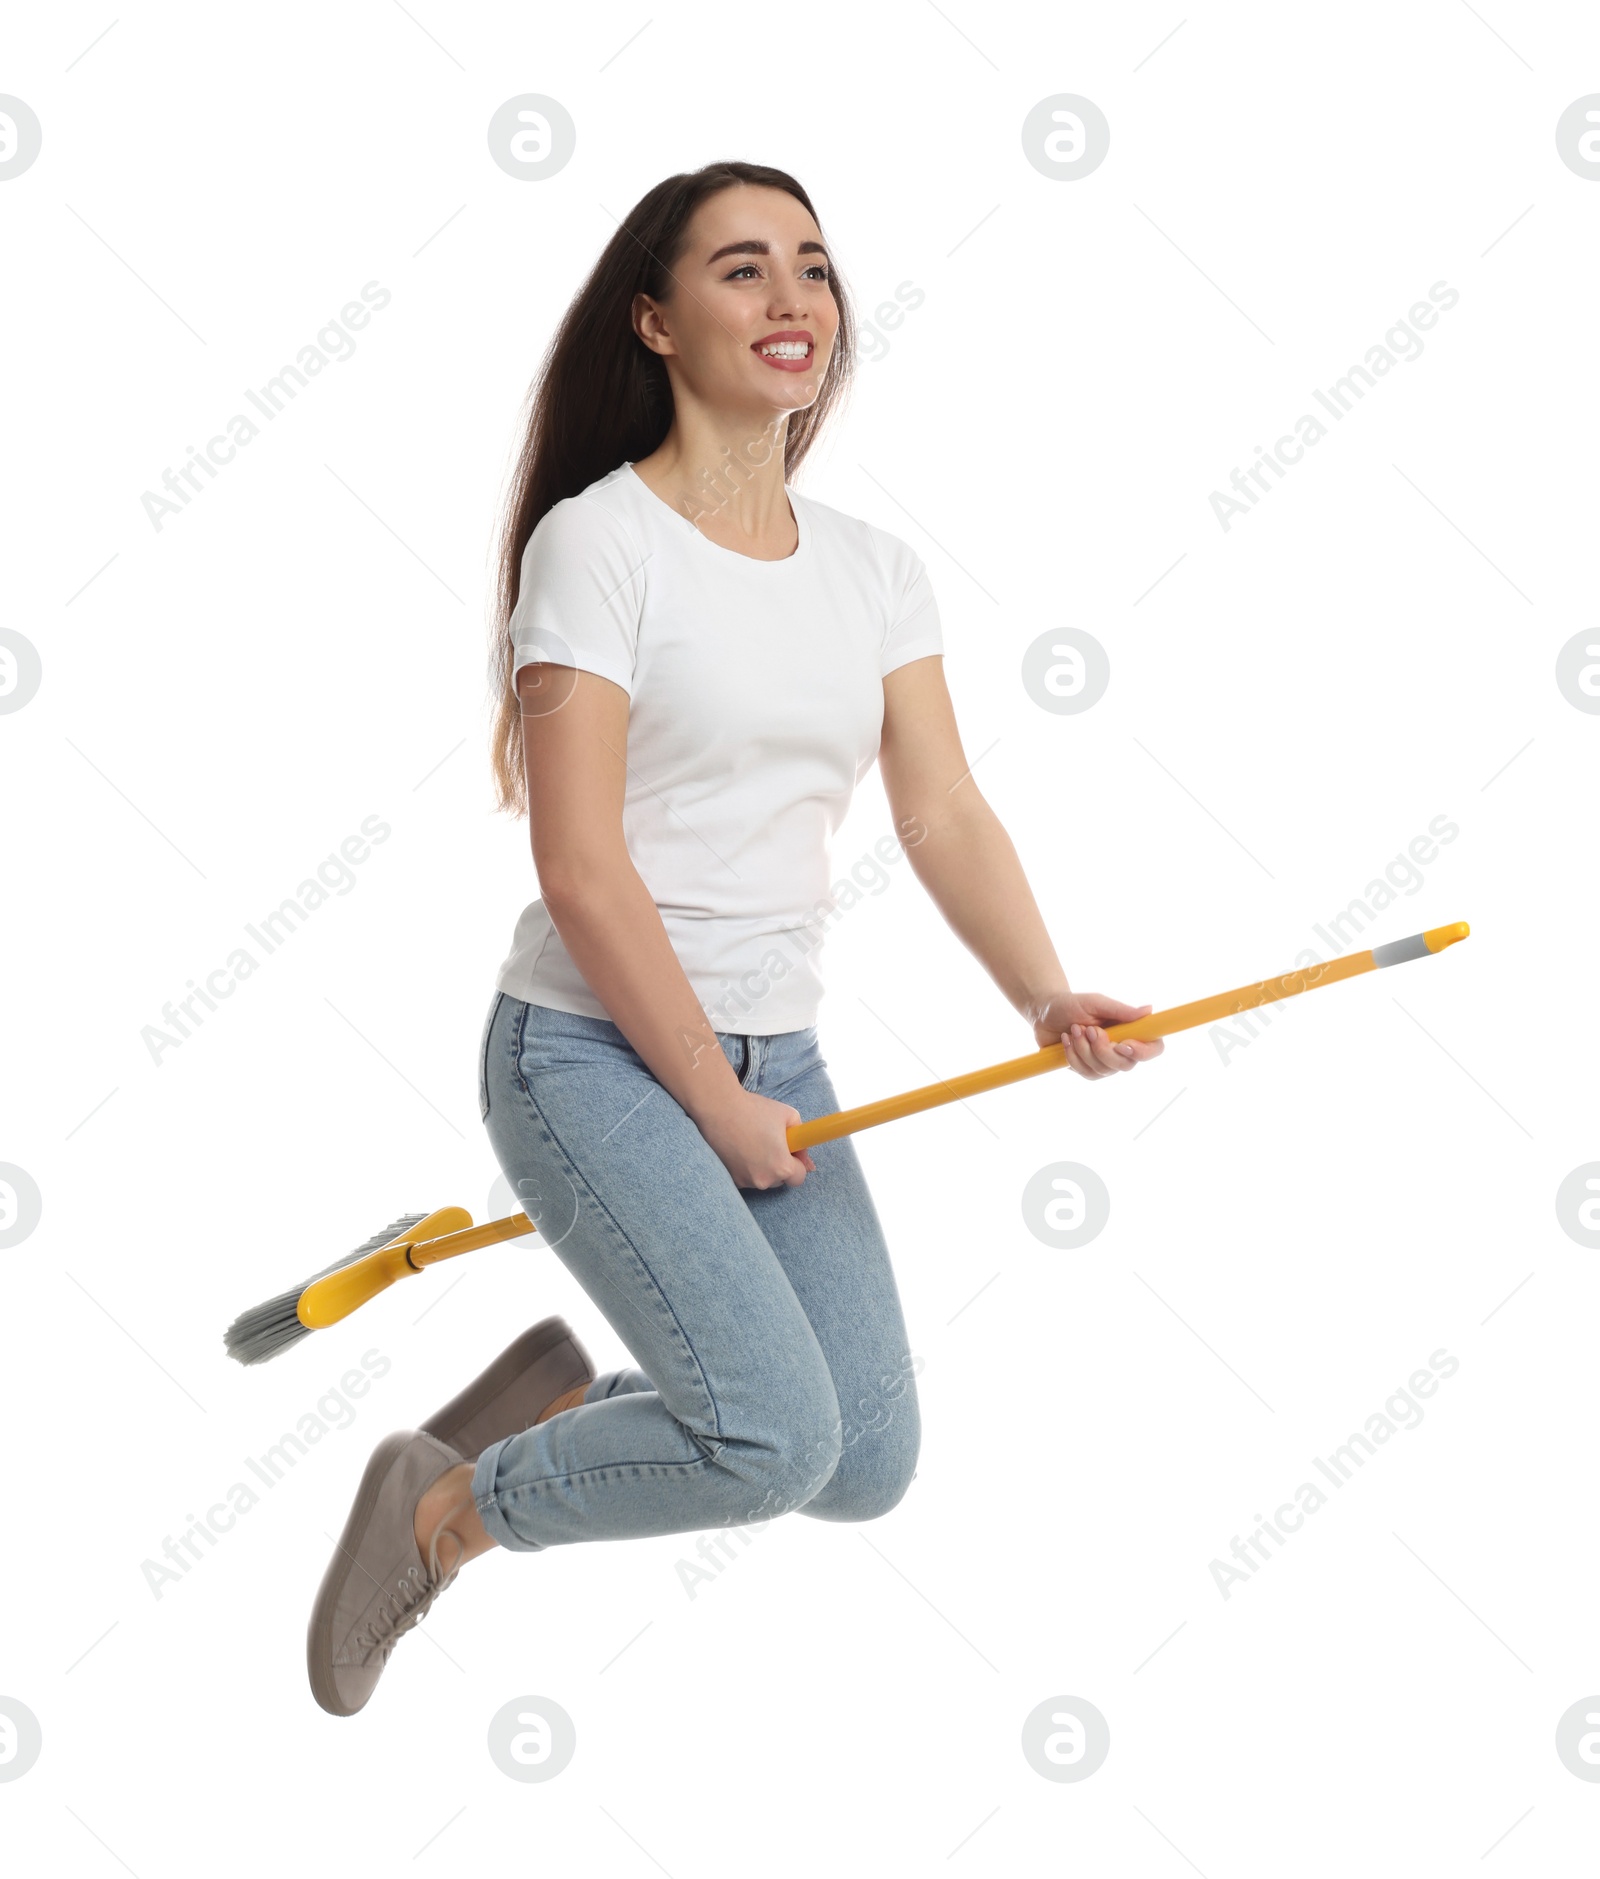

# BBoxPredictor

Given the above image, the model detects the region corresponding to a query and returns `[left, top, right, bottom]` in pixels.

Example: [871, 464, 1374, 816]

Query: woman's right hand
[693, 1087, 816, 1191]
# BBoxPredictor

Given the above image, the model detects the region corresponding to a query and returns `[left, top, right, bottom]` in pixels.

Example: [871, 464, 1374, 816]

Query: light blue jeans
[470, 993, 921, 1551]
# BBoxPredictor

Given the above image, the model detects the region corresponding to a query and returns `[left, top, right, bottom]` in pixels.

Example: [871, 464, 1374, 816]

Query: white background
[3, 2, 1596, 1871]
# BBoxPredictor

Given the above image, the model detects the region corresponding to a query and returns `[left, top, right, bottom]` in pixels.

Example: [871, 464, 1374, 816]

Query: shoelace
[355, 1523, 465, 1667]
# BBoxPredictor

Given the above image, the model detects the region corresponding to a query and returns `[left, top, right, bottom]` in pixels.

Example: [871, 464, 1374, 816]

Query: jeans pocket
[478, 991, 503, 1123]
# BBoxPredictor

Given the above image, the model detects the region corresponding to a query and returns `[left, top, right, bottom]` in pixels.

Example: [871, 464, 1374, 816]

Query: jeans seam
[507, 1056, 727, 1447]
[511, 995, 531, 1096]
[495, 1452, 716, 1492]
[478, 991, 503, 1123]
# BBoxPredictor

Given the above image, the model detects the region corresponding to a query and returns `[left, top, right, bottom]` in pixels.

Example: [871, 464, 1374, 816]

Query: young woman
[308, 160, 1162, 1716]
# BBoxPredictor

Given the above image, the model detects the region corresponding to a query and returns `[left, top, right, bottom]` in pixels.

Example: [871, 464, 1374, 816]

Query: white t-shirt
[494, 461, 945, 1035]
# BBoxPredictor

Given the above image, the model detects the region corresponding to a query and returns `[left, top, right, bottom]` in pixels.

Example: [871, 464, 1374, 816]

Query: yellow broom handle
[792, 953, 1361, 1147]
[394, 921, 1469, 1263]
[789, 919, 1467, 1149]
[409, 1213, 547, 1267]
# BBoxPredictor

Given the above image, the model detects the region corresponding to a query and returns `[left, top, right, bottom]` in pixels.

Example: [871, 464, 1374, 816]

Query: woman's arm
[517, 663, 816, 1185]
[877, 656, 1163, 1079]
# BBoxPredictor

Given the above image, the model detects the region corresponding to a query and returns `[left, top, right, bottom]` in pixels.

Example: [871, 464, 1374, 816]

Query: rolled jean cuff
[472, 1436, 547, 1553]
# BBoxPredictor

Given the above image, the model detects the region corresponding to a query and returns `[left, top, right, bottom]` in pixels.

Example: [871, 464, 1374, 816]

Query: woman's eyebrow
[705, 238, 830, 267]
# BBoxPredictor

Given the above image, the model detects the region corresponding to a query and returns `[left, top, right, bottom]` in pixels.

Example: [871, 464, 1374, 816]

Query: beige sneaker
[419, 1315, 594, 1461]
[307, 1429, 467, 1717]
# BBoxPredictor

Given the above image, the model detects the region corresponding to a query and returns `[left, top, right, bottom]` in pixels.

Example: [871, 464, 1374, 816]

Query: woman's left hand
[1031, 991, 1165, 1079]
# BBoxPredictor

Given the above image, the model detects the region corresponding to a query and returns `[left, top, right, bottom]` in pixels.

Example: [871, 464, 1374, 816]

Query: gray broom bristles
[223, 1213, 430, 1366]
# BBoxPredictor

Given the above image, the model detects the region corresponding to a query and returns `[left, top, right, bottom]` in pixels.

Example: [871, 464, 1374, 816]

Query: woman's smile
[750, 328, 816, 372]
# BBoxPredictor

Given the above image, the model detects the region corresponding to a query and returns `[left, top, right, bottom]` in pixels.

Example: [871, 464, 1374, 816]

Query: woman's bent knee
[799, 1403, 920, 1523]
[716, 1403, 843, 1524]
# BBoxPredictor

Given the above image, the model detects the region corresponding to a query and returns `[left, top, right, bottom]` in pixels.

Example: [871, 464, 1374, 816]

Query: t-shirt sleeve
[509, 495, 645, 699]
[879, 534, 945, 677]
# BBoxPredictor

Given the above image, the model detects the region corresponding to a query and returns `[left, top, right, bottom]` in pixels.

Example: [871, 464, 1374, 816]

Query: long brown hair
[486, 160, 857, 817]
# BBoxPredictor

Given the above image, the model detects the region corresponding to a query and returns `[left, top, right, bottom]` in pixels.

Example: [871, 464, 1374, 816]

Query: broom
[223, 920, 1469, 1365]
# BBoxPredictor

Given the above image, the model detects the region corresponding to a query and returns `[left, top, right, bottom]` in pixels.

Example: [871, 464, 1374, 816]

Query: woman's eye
[725, 263, 831, 283]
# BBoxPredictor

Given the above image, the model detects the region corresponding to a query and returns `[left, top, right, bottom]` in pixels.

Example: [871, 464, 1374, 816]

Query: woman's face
[635, 184, 839, 421]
